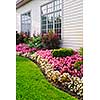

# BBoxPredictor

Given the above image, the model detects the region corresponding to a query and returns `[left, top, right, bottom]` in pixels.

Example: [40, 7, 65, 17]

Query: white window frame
[41, 0, 62, 38]
[21, 11, 31, 36]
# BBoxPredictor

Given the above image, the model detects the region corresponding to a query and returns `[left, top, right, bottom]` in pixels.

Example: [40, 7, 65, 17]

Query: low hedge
[52, 48, 74, 57]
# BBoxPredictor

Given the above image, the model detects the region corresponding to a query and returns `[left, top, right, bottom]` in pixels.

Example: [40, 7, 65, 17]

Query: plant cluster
[16, 32, 29, 45]
[16, 43, 36, 54]
[28, 35, 43, 49]
[36, 50, 83, 78]
[16, 32, 60, 49]
[78, 47, 83, 56]
[52, 48, 74, 57]
[41, 32, 60, 49]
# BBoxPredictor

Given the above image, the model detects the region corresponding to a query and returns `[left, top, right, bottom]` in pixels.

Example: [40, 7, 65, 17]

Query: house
[16, 0, 83, 49]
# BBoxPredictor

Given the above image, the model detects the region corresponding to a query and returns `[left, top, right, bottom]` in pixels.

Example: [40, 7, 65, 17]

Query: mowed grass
[16, 56, 78, 100]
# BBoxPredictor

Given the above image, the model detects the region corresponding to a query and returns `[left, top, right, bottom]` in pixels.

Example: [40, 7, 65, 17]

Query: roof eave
[16, 0, 32, 9]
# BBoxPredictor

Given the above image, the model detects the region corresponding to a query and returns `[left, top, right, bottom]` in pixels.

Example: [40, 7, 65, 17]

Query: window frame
[40, 0, 62, 39]
[21, 10, 31, 36]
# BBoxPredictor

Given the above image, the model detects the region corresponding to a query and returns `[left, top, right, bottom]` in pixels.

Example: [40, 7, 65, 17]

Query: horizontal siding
[62, 0, 83, 49]
[63, 14, 82, 20]
[64, 1, 82, 8]
[63, 36, 83, 39]
[64, 34, 82, 36]
[62, 44, 82, 49]
[64, 0, 82, 5]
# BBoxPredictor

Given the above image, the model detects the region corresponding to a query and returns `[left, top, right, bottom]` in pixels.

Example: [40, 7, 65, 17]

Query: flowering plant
[36, 49, 83, 78]
[16, 43, 37, 54]
[41, 32, 60, 49]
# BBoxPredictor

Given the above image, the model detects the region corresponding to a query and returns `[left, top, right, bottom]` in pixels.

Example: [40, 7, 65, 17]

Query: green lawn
[16, 56, 77, 100]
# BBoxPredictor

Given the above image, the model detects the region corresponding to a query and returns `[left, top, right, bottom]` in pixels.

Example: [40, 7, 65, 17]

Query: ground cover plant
[16, 56, 78, 100]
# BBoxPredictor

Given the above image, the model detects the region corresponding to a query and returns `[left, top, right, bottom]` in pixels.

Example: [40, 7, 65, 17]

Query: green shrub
[52, 48, 74, 57]
[78, 47, 83, 56]
[28, 35, 43, 49]
[74, 61, 83, 70]
[23, 38, 29, 44]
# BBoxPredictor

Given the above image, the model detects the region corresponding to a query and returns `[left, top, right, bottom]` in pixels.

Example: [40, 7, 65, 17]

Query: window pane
[28, 12, 31, 17]
[57, 23, 61, 28]
[48, 24, 53, 28]
[21, 21, 24, 24]
[42, 21, 46, 24]
[21, 15, 24, 20]
[21, 11, 31, 36]
[47, 14, 53, 32]
[41, 0, 62, 38]
[55, 29, 61, 34]
[60, 0, 62, 4]
[42, 25, 46, 29]
[27, 20, 31, 23]
[48, 8, 53, 13]
[55, 11, 61, 23]
[41, 15, 47, 21]
[55, 0, 60, 6]
[55, 5, 60, 10]
[54, 0, 62, 11]
[48, 14, 53, 23]
[48, 2, 53, 8]
[47, 2, 53, 13]
[41, 5, 47, 14]
[41, 15, 47, 25]
[42, 29, 46, 33]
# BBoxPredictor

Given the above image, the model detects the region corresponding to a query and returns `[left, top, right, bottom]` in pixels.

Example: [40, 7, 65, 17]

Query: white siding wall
[62, 0, 83, 49]
[16, 0, 52, 36]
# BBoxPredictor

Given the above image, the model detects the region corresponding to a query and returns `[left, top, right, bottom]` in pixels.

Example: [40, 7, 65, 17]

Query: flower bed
[36, 50, 83, 78]
[16, 44, 83, 99]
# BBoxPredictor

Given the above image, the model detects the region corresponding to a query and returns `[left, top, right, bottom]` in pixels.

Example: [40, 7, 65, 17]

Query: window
[41, 0, 62, 38]
[21, 11, 31, 36]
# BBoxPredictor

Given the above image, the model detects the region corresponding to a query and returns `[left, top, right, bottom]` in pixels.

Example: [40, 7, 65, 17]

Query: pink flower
[34, 49, 83, 78]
